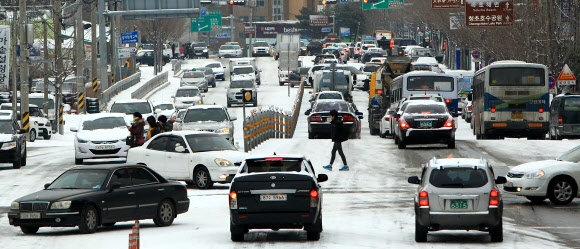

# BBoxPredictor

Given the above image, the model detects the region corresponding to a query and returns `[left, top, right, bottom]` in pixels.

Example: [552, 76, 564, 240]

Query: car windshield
[429, 168, 488, 188]
[398, 39, 418, 46]
[29, 98, 55, 109]
[82, 117, 127, 130]
[0, 120, 13, 133]
[246, 159, 303, 173]
[155, 104, 174, 110]
[233, 67, 254, 75]
[314, 102, 350, 112]
[230, 80, 254, 88]
[364, 65, 380, 72]
[176, 89, 201, 97]
[184, 108, 228, 122]
[206, 63, 221, 68]
[62, 82, 76, 92]
[254, 42, 269, 47]
[405, 104, 446, 114]
[328, 66, 362, 74]
[110, 102, 152, 114]
[48, 169, 109, 189]
[183, 72, 205, 78]
[319, 93, 342, 100]
[192, 42, 206, 47]
[413, 65, 432, 71]
[233, 45, 241, 49]
[407, 76, 454, 92]
[558, 146, 580, 163]
[489, 67, 545, 86]
[185, 134, 236, 152]
[220, 45, 234, 50]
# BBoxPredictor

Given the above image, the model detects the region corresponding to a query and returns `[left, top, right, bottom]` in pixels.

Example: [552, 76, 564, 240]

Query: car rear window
[429, 168, 488, 188]
[564, 98, 580, 111]
[246, 158, 302, 173]
[405, 104, 446, 114]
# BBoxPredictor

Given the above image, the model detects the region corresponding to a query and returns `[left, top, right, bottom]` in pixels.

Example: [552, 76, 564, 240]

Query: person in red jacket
[127, 112, 145, 147]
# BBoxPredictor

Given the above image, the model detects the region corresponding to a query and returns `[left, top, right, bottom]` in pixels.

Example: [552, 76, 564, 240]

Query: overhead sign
[200, 8, 207, 16]
[216, 33, 229, 38]
[309, 15, 328, 26]
[255, 22, 299, 38]
[340, 27, 350, 37]
[466, 0, 514, 27]
[471, 50, 481, 59]
[0, 26, 9, 90]
[121, 31, 139, 44]
[432, 0, 463, 8]
[362, 0, 404, 10]
[321, 28, 332, 33]
[191, 10, 222, 32]
[549, 76, 556, 89]
[118, 48, 132, 58]
[557, 64, 576, 86]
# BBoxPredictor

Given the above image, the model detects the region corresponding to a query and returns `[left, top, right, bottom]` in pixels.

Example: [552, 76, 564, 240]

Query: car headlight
[215, 158, 232, 167]
[50, 200, 72, 209]
[77, 138, 89, 143]
[524, 170, 545, 179]
[1, 141, 16, 149]
[216, 127, 230, 133]
[10, 201, 19, 210]
[198, 100, 203, 104]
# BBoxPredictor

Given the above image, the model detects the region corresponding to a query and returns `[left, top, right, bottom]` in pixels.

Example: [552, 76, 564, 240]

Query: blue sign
[458, 78, 472, 92]
[471, 50, 481, 59]
[340, 0, 348, 2]
[121, 31, 139, 44]
[216, 33, 229, 38]
[209, 40, 218, 44]
[16, 45, 41, 57]
[321, 28, 331, 33]
[340, 27, 350, 37]
[549, 76, 556, 89]
[200, 8, 207, 16]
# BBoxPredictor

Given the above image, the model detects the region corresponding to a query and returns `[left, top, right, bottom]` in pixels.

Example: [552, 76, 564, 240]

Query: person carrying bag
[127, 112, 145, 147]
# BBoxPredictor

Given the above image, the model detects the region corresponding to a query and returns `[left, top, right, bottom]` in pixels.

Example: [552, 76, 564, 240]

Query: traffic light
[229, 0, 246, 5]
[240, 89, 253, 103]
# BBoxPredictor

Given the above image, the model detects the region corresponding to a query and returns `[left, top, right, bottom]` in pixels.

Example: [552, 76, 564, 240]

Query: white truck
[276, 33, 300, 86]
[313, 69, 353, 98]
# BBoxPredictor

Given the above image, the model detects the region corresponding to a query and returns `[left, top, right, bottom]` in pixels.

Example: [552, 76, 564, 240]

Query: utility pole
[75, 0, 85, 114]
[98, 0, 108, 92]
[19, 0, 30, 140]
[43, 20, 49, 117]
[91, 0, 98, 101]
[54, 0, 65, 135]
[10, 10, 17, 121]
[248, 0, 254, 57]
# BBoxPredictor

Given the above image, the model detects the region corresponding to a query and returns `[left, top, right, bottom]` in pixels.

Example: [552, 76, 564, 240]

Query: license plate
[450, 200, 468, 209]
[511, 112, 524, 119]
[96, 145, 115, 150]
[21, 212, 41, 219]
[260, 194, 287, 201]
[419, 121, 432, 128]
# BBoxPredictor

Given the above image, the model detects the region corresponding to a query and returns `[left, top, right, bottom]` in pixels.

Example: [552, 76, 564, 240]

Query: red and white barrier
[128, 220, 140, 249]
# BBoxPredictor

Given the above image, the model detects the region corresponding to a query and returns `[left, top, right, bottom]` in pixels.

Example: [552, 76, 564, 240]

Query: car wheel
[525, 196, 547, 204]
[394, 135, 399, 144]
[415, 218, 428, 242]
[20, 226, 39, 234]
[102, 222, 116, 226]
[379, 131, 387, 138]
[548, 176, 577, 205]
[21, 150, 26, 166]
[290, 82, 294, 88]
[230, 221, 245, 241]
[306, 214, 322, 241]
[43, 133, 51, 140]
[29, 129, 36, 142]
[194, 167, 213, 189]
[13, 152, 21, 169]
[153, 199, 175, 227]
[448, 138, 456, 149]
[489, 220, 503, 242]
[279, 81, 284, 86]
[227, 103, 232, 108]
[75, 158, 83, 165]
[308, 132, 315, 139]
[78, 205, 99, 234]
[370, 128, 378, 135]
[398, 139, 406, 149]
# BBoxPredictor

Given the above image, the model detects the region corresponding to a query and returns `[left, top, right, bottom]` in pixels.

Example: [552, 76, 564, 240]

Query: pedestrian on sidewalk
[127, 112, 145, 147]
[323, 109, 349, 171]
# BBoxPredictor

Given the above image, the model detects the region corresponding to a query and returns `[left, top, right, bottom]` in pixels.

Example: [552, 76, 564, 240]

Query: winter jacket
[159, 121, 173, 132]
[330, 118, 347, 142]
[147, 125, 160, 139]
[129, 119, 145, 145]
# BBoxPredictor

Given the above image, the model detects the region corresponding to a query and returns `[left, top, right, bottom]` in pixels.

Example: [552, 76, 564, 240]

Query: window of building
[257, 0, 265, 6]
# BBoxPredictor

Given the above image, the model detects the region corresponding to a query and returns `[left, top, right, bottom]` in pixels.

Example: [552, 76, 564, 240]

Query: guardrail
[243, 81, 304, 152]
[131, 72, 168, 99]
[101, 72, 141, 105]
[172, 60, 182, 73]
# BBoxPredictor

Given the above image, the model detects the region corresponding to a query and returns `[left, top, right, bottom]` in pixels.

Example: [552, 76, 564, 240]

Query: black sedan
[8, 164, 189, 234]
[360, 52, 384, 64]
[229, 155, 328, 241]
[0, 117, 27, 169]
[305, 100, 363, 139]
[393, 101, 457, 149]
[136, 50, 170, 66]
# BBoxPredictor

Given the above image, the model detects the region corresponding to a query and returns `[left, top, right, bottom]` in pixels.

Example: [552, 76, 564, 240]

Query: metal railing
[243, 81, 305, 152]
[131, 72, 168, 99]
[101, 72, 141, 105]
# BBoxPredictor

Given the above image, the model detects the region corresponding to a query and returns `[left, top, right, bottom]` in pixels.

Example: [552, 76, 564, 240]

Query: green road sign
[191, 10, 222, 32]
[362, 0, 404, 10]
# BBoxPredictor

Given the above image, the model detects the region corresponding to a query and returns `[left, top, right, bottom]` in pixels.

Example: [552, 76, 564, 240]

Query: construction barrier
[243, 81, 304, 152]
[128, 220, 140, 249]
[131, 71, 168, 99]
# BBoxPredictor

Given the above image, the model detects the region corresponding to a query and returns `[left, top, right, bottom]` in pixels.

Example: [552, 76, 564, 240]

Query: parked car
[393, 100, 456, 149]
[204, 62, 226, 81]
[29, 93, 56, 128]
[136, 50, 170, 66]
[305, 99, 362, 139]
[229, 155, 328, 241]
[180, 105, 236, 144]
[71, 113, 130, 165]
[180, 71, 209, 92]
[408, 157, 505, 242]
[0, 116, 27, 169]
[127, 131, 246, 189]
[549, 93, 580, 140]
[227, 75, 258, 107]
[8, 164, 189, 234]
[218, 45, 243, 58]
[172, 86, 204, 109]
[1, 104, 51, 141]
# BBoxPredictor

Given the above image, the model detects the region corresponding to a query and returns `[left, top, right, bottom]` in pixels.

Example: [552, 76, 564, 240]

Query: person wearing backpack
[323, 109, 349, 171]
[146, 116, 161, 140]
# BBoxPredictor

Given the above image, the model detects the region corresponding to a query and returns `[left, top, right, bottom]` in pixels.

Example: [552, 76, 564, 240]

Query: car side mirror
[230, 116, 237, 121]
[392, 113, 401, 119]
[452, 113, 459, 118]
[495, 176, 507, 185]
[109, 182, 121, 192]
[44, 183, 51, 189]
[17, 129, 26, 134]
[201, 94, 206, 97]
[467, 93, 473, 101]
[305, 109, 311, 115]
[408, 176, 420, 184]
[317, 174, 328, 183]
[358, 115, 364, 120]
[355, 111, 363, 116]
[175, 145, 186, 153]
[70, 127, 78, 132]
[171, 95, 175, 99]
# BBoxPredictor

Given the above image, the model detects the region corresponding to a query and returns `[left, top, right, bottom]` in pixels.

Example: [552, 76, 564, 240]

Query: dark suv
[549, 93, 580, 139]
[0, 117, 27, 169]
[393, 101, 457, 149]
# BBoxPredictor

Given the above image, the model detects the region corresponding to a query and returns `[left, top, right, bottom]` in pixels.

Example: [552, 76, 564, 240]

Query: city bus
[390, 71, 459, 114]
[470, 61, 549, 139]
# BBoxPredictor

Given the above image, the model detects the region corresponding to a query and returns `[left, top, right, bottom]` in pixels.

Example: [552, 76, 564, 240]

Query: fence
[172, 60, 182, 73]
[131, 72, 168, 99]
[101, 72, 141, 104]
[243, 81, 305, 152]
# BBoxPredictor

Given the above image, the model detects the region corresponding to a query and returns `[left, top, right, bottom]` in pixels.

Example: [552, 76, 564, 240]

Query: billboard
[253, 22, 299, 39]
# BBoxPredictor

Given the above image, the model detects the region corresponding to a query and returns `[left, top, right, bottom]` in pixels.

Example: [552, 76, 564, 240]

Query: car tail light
[310, 189, 319, 207]
[419, 190, 429, 207]
[265, 157, 284, 161]
[310, 116, 323, 122]
[359, 51, 362, 55]
[400, 119, 409, 129]
[444, 119, 453, 127]
[229, 191, 238, 209]
[491, 104, 496, 113]
[468, 106, 473, 111]
[376, 90, 383, 94]
[398, 51, 403, 55]
[445, 99, 451, 103]
[342, 115, 355, 122]
[489, 189, 499, 206]
[384, 116, 390, 121]
[539, 104, 544, 113]
[558, 115, 563, 124]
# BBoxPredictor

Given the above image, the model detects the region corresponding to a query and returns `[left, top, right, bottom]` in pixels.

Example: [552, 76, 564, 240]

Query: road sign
[209, 40, 218, 44]
[341, 0, 348, 2]
[471, 50, 481, 59]
[129, 47, 138, 53]
[0, 26, 9, 90]
[433, 0, 463, 8]
[216, 33, 229, 38]
[191, 10, 222, 32]
[121, 31, 139, 44]
[340, 27, 350, 37]
[466, 0, 514, 27]
[244, 26, 255, 34]
[118, 48, 131, 58]
[549, 76, 556, 89]
[557, 64, 576, 86]
[200, 8, 207, 16]
[321, 28, 331, 33]
[362, 0, 404, 10]
[309, 15, 329, 26]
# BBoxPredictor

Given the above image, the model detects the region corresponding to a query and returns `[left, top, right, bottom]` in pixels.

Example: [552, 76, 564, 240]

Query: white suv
[71, 113, 130, 165]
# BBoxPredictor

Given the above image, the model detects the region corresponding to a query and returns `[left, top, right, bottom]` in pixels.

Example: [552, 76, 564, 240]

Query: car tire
[415, 218, 428, 242]
[489, 220, 503, 242]
[308, 132, 315, 139]
[43, 132, 51, 140]
[227, 103, 232, 108]
[29, 129, 36, 142]
[525, 196, 547, 204]
[102, 222, 116, 226]
[370, 128, 378, 135]
[448, 138, 456, 149]
[290, 82, 294, 88]
[279, 81, 284, 86]
[398, 139, 406, 149]
[548, 176, 577, 205]
[75, 158, 83, 165]
[306, 214, 322, 241]
[153, 199, 175, 227]
[193, 167, 214, 189]
[13, 152, 21, 169]
[21, 150, 26, 166]
[230, 223, 245, 242]
[78, 205, 99, 234]
[20, 226, 39, 234]
[379, 131, 387, 138]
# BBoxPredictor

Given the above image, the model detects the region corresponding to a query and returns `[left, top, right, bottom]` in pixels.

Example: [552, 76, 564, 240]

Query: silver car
[226, 75, 258, 107]
[180, 105, 236, 144]
[408, 157, 506, 242]
[181, 71, 209, 92]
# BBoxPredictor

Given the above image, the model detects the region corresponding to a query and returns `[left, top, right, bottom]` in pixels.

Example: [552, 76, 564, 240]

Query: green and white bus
[471, 61, 549, 139]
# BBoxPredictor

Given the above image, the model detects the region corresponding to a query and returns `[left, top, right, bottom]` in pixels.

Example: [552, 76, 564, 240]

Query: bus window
[407, 76, 454, 91]
[489, 68, 545, 86]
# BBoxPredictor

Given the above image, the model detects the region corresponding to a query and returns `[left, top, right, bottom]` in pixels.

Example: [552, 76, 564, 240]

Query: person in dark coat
[323, 109, 349, 171]
[157, 115, 173, 133]
[128, 112, 145, 147]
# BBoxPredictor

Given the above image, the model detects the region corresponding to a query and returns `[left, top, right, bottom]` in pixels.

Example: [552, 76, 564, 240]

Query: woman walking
[323, 109, 349, 171]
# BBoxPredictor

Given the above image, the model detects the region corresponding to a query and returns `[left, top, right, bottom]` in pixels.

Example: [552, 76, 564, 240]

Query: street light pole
[19, 0, 30, 140]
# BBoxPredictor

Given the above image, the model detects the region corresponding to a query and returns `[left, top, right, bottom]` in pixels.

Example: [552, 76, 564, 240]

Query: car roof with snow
[80, 113, 126, 121]
[158, 130, 221, 137]
[426, 158, 490, 168]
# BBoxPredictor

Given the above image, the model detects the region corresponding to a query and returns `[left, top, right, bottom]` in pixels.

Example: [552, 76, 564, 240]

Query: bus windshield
[407, 76, 454, 92]
[489, 67, 545, 86]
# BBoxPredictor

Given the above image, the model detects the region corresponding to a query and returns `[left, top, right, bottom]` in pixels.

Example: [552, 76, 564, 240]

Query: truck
[313, 69, 353, 97]
[275, 33, 300, 86]
[368, 55, 411, 135]
[374, 30, 395, 54]
[229, 58, 256, 72]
